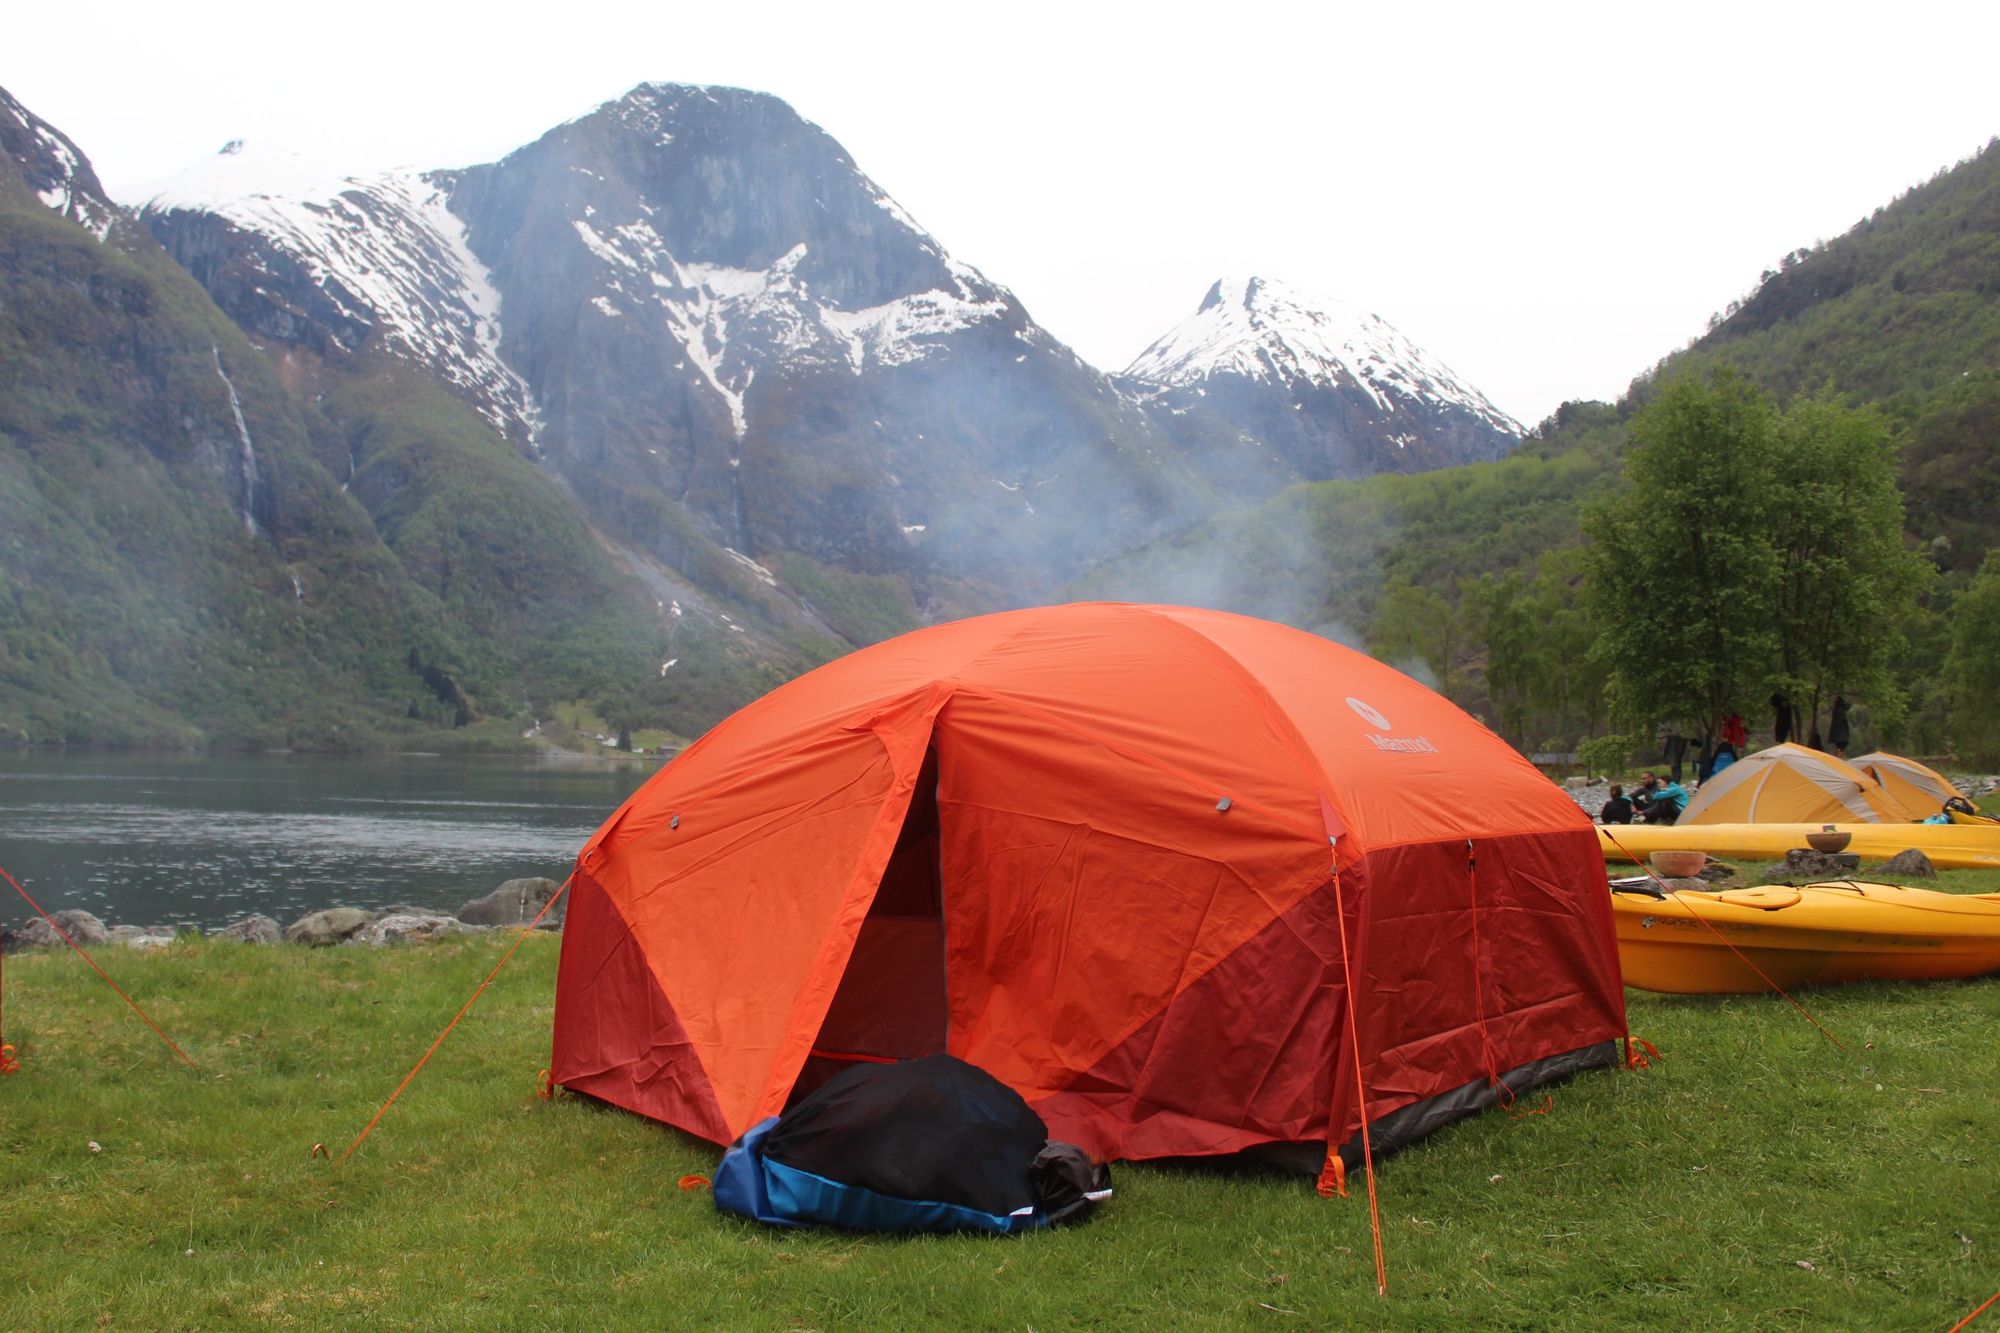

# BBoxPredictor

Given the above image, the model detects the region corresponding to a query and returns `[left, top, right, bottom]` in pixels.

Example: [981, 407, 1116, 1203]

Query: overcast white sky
[9, 1, 1998, 425]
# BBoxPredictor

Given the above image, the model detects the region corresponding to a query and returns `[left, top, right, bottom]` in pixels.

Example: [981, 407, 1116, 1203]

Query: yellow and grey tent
[1851, 751, 1959, 819]
[1681, 742, 1913, 825]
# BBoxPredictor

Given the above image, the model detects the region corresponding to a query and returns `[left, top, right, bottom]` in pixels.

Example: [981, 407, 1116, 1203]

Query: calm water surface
[0, 751, 655, 931]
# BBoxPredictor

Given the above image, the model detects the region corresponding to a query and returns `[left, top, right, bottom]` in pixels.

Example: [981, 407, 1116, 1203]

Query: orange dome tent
[1681, 742, 1912, 825]
[1851, 752, 1959, 819]
[550, 604, 1627, 1176]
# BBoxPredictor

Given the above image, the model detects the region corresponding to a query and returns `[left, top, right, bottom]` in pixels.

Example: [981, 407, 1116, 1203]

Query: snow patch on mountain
[1125, 276, 1521, 436]
[823, 282, 1010, 370]
[139, 142, 540, 442]
[5, 93, 116, 240]
[564, 205, 1011, 409]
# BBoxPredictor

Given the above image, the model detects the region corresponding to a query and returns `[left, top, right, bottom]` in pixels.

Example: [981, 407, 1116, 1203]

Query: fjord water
[0, 751, 654, 932]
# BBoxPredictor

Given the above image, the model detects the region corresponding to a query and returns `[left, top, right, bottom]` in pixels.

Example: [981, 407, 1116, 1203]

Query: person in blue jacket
[1706, 742, 1738, 780]
[1638, 775, 1690, 824]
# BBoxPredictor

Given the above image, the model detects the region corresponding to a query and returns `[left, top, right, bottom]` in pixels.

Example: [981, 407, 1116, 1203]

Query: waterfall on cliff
[211, 346, 259, 535]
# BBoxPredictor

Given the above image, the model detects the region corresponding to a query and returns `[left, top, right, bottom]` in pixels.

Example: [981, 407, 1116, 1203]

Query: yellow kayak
[1597, 821, 2000, 870]
[1609, 881, 2000, 994]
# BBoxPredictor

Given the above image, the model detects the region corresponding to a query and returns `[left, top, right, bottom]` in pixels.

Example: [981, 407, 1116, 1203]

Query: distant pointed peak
[1123, 275, 1521, 436]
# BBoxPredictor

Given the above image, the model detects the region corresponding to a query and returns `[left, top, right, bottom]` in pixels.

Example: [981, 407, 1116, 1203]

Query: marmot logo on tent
[1345, 697, 1391, 729]
[1348, 695, 1438, 754]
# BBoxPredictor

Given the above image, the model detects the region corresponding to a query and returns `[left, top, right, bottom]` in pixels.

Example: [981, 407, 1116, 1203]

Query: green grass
[1, 928, 1996, 1329]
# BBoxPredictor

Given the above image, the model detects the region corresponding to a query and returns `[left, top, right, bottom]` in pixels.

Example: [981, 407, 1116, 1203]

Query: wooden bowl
[1649, 850, 1709, 878]
[1805, 830, 1852, 853]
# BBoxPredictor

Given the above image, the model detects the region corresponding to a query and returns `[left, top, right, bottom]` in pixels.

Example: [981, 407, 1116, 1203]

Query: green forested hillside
[0, 174, 435, 746]
[1681, 138, 2000, 411]
[1668, 136, 2000, 571]
[0, 169, 819, 748]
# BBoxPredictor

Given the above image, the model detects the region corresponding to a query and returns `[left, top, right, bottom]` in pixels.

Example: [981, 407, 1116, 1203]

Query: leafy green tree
[1366, 578, 1464, 696]
[1945, 553, 2000, 764]
[1584, 370, 1783, 742]
[1531, 547, 1609, 742]
[1766, 391, 1931, 743]
[1469, 571, 1536, 742]
[1884, 578, 1957, 754]
[1577, 732, 1643, 780]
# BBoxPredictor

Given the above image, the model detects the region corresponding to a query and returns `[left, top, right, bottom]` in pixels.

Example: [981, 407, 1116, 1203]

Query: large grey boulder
[459, 877, 564, 929]
[213, 914, 283, 944]
[285, 907, 374, 946]
[1877, 848, 1938, 878]
[56, 908, 110, 943]
[352, 913, 468, 946]
[10, 909, 111, 950]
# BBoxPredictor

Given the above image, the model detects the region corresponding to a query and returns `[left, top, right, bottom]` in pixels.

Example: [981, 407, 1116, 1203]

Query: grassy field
[3, 874, 1998, 1329]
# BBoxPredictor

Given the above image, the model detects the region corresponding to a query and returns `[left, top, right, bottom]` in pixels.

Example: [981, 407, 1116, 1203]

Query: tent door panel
[798, 745, 946, 1098]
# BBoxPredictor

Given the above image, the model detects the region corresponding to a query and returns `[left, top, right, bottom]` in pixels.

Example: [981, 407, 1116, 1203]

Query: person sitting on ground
[1641, 776, 1691, 825]
[1600, 783, 1633, 825]
[1629, 772, 1661, 820]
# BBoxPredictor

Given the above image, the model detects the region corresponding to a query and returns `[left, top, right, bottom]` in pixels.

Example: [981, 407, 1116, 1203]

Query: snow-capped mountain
[141, 143, 538, 441]
[1122, 276, 1522, 482]
[142, 84, 1201, 589]
[2, 86, 118, 240]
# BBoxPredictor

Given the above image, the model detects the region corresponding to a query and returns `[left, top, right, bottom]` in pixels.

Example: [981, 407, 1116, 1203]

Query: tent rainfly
[1851, 752, 1960, 819]
[550, 604, 1628, 1178]
[1681, 742, 1913, 826]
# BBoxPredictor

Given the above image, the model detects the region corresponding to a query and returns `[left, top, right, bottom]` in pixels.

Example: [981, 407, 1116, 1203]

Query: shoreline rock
[3, 879, 566, 953]
[458, 876, 564, 929]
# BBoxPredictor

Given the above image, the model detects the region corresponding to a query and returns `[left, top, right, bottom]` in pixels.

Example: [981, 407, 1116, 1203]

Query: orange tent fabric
[1852, 752, 1959, 819]
[551, 604, 1627, 1169]
[1681, 742, 1912, 825]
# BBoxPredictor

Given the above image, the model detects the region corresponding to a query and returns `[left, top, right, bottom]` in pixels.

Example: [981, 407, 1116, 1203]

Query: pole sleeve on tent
[1464, 839, 1554, 1119]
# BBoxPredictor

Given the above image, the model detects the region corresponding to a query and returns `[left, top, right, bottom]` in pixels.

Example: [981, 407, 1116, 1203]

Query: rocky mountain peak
[1120, 275, 1522, 481]
[1, 84, 118, 239]
[510, 81, 968, 310]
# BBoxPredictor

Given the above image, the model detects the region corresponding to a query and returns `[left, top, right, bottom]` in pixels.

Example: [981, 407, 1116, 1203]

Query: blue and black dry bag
[713, 1054, 1111, 1234]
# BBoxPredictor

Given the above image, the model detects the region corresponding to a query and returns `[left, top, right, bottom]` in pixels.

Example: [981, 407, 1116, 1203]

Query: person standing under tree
[1829, 695, 1851, 758]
